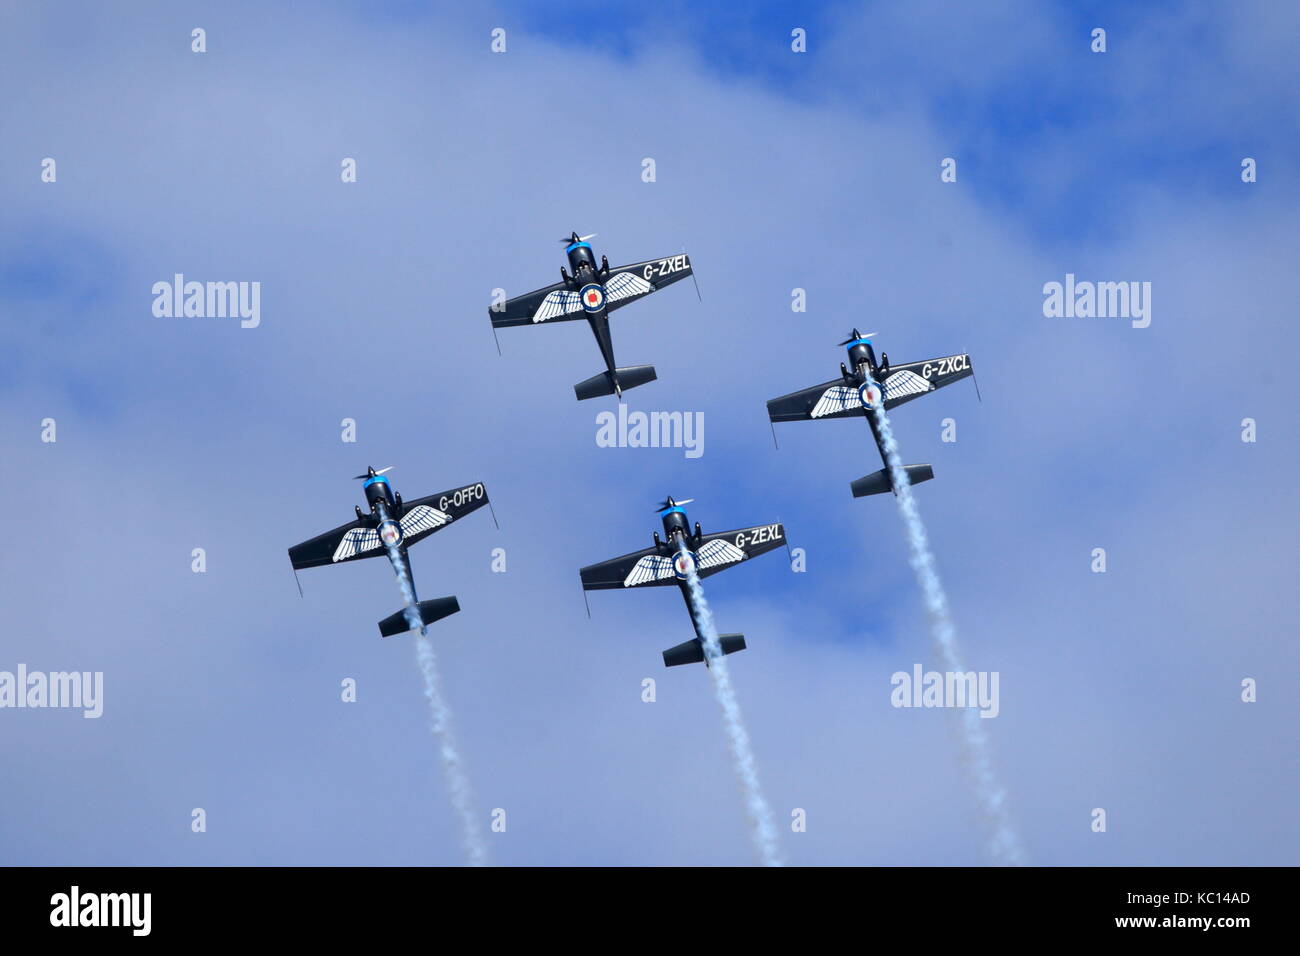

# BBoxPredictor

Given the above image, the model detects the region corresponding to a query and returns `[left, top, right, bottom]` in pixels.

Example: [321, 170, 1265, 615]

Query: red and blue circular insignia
[673, 551, 698, 580]
[859, 382, 884, 408]
[379, 520, 402, 547]
[580, 283, 606, 312]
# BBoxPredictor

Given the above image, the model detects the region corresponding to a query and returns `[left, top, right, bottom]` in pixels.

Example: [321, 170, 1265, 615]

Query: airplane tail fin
[574, 365, 657, 400]
[378, 597, 461, 637]
[662, 633, 746, 667]
[851, 464, 934, 498]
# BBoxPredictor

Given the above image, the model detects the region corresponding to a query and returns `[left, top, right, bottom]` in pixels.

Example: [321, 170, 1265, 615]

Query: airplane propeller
[838, 329, 876, 346]
[560, 232, 597, 244]
[353, 466, 394, 480]
[655, 496, 694, 512]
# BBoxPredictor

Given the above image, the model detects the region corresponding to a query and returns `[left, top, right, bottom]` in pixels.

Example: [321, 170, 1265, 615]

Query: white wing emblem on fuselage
[623, 554, 675, 587]
[810, 385, 861, 418]
[883, 369, 933, 402]
[400, 505, 452, 539]
[603, 271, 653, 305]
[696, 538, 747, 571]
[332, 526, 382, 562]
[532, 289, 586, 323]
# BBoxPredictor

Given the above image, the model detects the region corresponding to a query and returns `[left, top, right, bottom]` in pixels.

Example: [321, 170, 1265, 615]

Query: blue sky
[1, 1, 1296, 865]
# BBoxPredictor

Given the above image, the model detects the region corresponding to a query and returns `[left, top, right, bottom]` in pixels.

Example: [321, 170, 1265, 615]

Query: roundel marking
[859, 382, 884, 408]
[580, 283, 606, 313]
[673, 551, 698, 580]
[379, 520, 402, 547]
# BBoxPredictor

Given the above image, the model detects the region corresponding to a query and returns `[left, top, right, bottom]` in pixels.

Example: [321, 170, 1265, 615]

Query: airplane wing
[602, 254, 693, 312]
[289, 517, 383, 569]
[767, 378, 864, 422]
[767, 353, 975, 420]
[881, 353, 973, 411]
[398, 481, 490, 548]
[581, 521, 785, 590]
[580, 545, 677, 590]
[694, 523, 786, 579]
[489, 281, 588, 328]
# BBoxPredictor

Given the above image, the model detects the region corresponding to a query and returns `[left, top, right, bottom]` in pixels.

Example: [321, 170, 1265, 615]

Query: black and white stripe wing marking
[623, 554, 675, 587]
[400, 504, 452, 539]
[696, 538, 747, 571]
[603, 271, 654, 305]
[332, 526, 382, 562]
[531, 289, 585, 323]
[811, 385, 859, 418]
[883, 369, 932, 402]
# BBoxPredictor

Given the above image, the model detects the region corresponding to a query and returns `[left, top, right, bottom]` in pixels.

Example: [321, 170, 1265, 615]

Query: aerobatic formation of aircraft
[288, 467, 492, 637]
[290, 234, 979, 652]
[766, 330, 977, 498]
[579, 497, 786, 667]
[488, 232, 696, 400]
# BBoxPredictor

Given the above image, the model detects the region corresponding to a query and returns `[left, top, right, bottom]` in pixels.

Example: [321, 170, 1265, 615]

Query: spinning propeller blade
[654, 496, 694, 512]
[838, 329, 876, 346]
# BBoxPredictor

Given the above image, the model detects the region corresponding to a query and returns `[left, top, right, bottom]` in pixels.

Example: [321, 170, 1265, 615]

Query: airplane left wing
[581, 545, 676, 590]
[694, 523, 786, 579]
[289, 517, 382, 569]
[767, 378, 864, 422]
[398, 482, 490, 548]
[489, 281, 587, 328]
[880, 353, 973, 411]
[602, 254, 693, 312]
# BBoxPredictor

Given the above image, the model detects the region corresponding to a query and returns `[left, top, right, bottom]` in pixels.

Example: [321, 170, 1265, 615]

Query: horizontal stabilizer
[574, 365, 657, 401]
[662, 633, 746, 668]
[850, 464, 934, 498]
[378, 597, 461, 637]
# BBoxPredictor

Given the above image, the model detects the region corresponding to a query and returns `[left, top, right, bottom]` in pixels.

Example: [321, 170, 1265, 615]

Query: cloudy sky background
[1, 0, 1296, 865]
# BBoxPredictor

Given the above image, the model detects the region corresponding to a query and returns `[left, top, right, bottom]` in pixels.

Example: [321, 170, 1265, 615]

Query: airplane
[488, 232, 696, 400]
[580, 497, 786, 667]
[766, 329, 977, 498]
[288, 467, 492, 637]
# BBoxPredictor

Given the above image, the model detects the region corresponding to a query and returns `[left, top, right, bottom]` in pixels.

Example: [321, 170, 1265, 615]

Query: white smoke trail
[387, 546, 426, 635]
[387, 545, 489, 867]
[682, 566, 784, 867]
[413, 635, 488, 867]
[868, 397, 1027, 866]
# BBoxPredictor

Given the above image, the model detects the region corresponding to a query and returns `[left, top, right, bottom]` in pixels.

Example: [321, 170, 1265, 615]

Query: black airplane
[288, 467, 491, 637]
[580, 497, 785, 667]
[767, 330, 977, 498]
[488, 232, 695, 400]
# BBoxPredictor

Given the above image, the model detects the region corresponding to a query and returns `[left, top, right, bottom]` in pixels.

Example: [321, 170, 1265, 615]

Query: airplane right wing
[580, 545, 677, 590]
[879, 353, 974, 410]
[694, 523, 786, 579]
[602, 254, 693, 312]
[397, 482, 490, 548]
[766, 378, 865, 422]
[488, 280, 588, 328]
